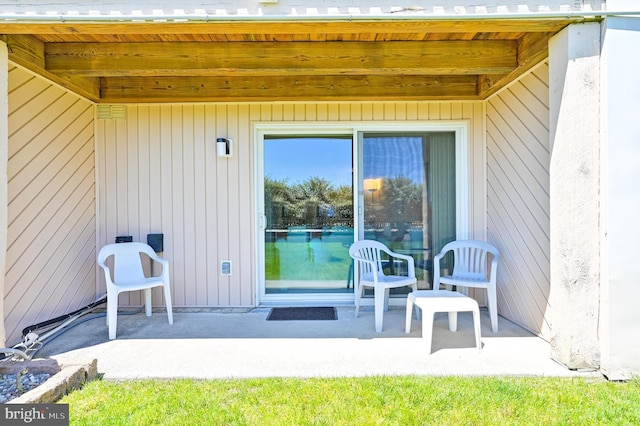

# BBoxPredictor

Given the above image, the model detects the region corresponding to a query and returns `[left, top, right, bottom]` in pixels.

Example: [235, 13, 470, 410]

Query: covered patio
[2, 1, 640, 381]
[36, 307, 596, 380]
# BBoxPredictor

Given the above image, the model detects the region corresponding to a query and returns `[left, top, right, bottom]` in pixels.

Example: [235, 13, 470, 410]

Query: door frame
[254, 121, 469, 307]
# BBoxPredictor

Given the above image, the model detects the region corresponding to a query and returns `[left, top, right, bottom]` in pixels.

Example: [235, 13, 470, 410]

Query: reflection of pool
[265, 227, 354, 244]
[364, 226, 424, 239]
[265, 228, 354, 280]
[264, 227, 432, 286]
[265, 242, 352, 281]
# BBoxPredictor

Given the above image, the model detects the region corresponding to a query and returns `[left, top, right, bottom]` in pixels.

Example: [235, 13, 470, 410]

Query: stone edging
[4, 358, 98, 404]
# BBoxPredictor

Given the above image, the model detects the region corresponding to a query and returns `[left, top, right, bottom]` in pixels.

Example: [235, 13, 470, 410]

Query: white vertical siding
[96, 101, 485, 308]
[5, 65, 96, 346]
[486, 62, 551, 338]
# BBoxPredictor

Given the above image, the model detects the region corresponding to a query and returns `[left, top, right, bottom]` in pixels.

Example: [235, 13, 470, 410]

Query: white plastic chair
[433, 240, 500, 332]
[97, 242, 173, 339]
[349, 240, 417, 332]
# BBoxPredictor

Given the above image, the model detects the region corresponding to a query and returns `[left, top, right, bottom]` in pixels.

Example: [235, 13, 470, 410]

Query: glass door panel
[361, 132, 456, 289]
[263, 136, 354, 295]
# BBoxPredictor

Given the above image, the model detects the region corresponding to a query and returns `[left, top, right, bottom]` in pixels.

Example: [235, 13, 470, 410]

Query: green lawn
[60, 376, 640, 425]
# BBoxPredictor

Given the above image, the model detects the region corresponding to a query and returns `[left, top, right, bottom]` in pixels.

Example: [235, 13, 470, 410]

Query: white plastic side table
[405, 290, 482, 353]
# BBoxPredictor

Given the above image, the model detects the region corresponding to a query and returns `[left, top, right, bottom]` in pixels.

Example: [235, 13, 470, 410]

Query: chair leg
[144, 288, 152, 317]
[472, 306, 482, 351]
[163, 284, 174, 325]
[374, 288, 385, 332]
[487, 285, 498, 332]
[383, 288, 390, 312]
[410, 284, 420, 320]
[107, 293, 118, 340]
[354, 284, 364, 318]
[405, 296, 414, 333]
[448, 311, 458, 332]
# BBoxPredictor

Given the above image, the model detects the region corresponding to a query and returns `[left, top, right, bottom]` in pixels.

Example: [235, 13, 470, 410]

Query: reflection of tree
[264, 177, 298, 228]
[265, 176, 353, 228]
[295, 177, 332, 203]
[329, 185, 354, 222]
[379, 176, 422, 224]
[265, 175, 421, 230]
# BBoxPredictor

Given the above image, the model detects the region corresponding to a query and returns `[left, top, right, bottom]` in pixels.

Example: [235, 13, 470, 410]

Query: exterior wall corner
[599, 16, 640, 380]
[547, 22, 602, 371]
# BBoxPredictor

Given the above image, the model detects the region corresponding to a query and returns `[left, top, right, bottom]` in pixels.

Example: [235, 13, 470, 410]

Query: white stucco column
[599, 15, 640, 381]
[548, 23, 601, 370]
[0, 41, 8, 347]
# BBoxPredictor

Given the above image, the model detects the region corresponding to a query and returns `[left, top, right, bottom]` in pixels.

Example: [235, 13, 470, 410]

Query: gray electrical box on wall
[221, 261, 232, 276]
[147, 233, 164, 252]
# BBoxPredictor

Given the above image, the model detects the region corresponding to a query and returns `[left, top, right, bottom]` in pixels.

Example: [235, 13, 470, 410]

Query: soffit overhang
[0, 14, 602, 103]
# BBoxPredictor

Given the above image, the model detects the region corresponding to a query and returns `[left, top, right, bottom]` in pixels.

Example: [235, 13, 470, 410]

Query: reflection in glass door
[263, 136, 354, 295]
[361, 132, 457, 289]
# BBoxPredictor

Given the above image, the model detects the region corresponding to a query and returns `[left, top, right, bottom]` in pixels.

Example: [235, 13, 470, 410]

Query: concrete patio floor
[36, 306, 601, 380]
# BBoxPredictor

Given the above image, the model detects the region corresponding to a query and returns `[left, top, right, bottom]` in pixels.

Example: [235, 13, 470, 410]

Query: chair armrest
[432, 248, 451, 290]
[147, 253, 170, 278]
[433, 246, 450, 266]
[384, 250, 416, 278]
[489, 257, 498, 282]
[352, 255, 381, 282]
[97, 259, 108, 270]
[352, 255, 377, 269]
[96, 261, 115, 286]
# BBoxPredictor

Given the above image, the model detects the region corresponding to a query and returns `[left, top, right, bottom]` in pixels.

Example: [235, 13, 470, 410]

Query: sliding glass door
[256, 124, 467, 305]
[360, 132, 457, 289]
[262, 136, 354, 297]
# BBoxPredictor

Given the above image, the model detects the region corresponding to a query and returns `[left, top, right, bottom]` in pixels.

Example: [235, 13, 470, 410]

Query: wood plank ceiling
[1, 18, 595, 103]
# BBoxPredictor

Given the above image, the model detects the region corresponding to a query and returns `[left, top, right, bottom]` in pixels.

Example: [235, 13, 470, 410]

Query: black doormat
[266, 307, 337, 321]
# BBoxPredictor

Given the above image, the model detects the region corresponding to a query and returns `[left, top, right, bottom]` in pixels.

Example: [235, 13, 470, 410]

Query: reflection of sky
[264, 136, 424, 186]
[364, 136, 424, 183]
[265, 137, 353, 186]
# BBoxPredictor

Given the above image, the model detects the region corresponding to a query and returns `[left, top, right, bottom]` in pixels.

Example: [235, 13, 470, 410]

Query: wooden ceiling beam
[45, 40, 518, 77]
[2, 18, 570, 102]
[1, 33, 44, 68]
[0, 18, 579, 36]
[1, 34, 100, 101]
[100, 74, 479, 102]
[478, 32, 552, 98]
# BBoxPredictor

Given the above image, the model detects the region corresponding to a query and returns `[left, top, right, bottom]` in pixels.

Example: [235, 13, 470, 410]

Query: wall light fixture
[217, 137, 232, 158]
